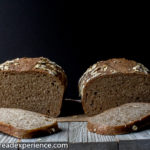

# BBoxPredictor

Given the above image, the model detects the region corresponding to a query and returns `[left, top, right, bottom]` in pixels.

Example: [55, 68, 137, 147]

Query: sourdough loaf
[0, 108, 59, 138]
[87, 103, 150, 135]
[0, 57, 67, 117]
[79, 58, 150, 116]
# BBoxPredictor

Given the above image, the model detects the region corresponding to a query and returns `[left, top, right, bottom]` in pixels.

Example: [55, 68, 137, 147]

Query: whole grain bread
[0, 57, 67, 117]
[79, 58, 150, 116]
[87, 103, 150, 135]
[0, 108, 59, 138]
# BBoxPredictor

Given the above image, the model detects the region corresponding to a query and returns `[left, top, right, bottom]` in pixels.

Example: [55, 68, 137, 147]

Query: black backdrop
[0, 1, 149, 98]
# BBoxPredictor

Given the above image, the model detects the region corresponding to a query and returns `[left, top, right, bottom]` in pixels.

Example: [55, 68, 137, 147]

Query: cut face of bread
[0, 57, 67, 117]
[87, 103, 150, 135]
[0, 108, 59, 138]
[79, 58, 150, 116]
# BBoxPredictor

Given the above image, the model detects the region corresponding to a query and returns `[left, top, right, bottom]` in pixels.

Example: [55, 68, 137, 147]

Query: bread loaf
[0, 57, 67, 117]
[0, 108, 59, 138]
[79, 58, 150, 116]
[87, 103, 150, 135]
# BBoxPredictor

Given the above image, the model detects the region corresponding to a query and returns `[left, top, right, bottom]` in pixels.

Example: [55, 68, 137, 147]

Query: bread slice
[79, 58, 150, 116]
[0, 108, 59, 138]
[0, 57, 67, 117]
[87, 103, 150, 135]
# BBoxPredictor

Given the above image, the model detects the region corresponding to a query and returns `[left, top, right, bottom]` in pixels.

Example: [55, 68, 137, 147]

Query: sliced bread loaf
[0, 108, 59, 138]
[79, 58, 150, 116]
[87, 103, 150, 135]
[0, 57, 67, 117]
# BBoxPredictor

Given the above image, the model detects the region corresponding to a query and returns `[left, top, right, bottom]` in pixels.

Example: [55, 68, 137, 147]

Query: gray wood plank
[69, 122, 87, 143]
[116, 129, 150, 141]
[87, 128, 118, 150]
[116, 134, 135, 141]
[144, 129, 150, 135]
[0, 133, 18, 150]
[69, 143, 118, 150]
[0, 133, 17, 143]
[119, 140, 150, 150]
[129, 130, 150, 140]
[88, 131, 117, 142]
[21, 122, 69, 143]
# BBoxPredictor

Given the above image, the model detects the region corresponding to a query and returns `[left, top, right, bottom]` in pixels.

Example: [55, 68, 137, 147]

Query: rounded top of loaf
[79, 58, 149, 96]
[0, 57, 67, 88]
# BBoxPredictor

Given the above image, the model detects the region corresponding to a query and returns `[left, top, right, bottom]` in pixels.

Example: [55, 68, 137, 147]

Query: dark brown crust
[87, 103, 150, 135]
[0, 121, 59, 138]
[79, 58, 149, 97]
[0, 57, 67, 89]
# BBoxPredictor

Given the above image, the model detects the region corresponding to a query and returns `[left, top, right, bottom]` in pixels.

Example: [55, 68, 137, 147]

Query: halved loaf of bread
[79, 58, 150, 116]
[0, 108, 59, 138]
[87, 103, 150, 135]
[0, 57, 67, 117]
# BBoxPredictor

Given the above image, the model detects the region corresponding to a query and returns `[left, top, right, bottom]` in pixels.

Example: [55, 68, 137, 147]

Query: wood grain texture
[88, 131, 117, 142]
[0, 133, 18, 150]
[115, 129, 150, 141]
[69, 122, 87, 143]
[0, 133, 17, 143]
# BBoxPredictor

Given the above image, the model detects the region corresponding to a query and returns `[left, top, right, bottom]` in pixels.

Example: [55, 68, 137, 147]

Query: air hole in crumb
[4, 74, 8, 77]
[37, 75, 41, 78]
[86, 93, 88, 98]
[90, 100, 94, 106]
[85, 93, 88, 103]
[136, 97, 140, 100]
[115, 103, 119, 106]
[51, 83, 54, 86]
[47, 110, 50, 113]
[94, 92, 97, 95]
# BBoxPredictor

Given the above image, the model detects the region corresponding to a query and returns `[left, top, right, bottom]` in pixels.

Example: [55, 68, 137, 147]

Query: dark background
[0, 1, 149, 98]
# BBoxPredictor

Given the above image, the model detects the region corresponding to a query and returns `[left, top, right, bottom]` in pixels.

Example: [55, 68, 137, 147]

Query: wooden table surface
[0, 122, 150, 150]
